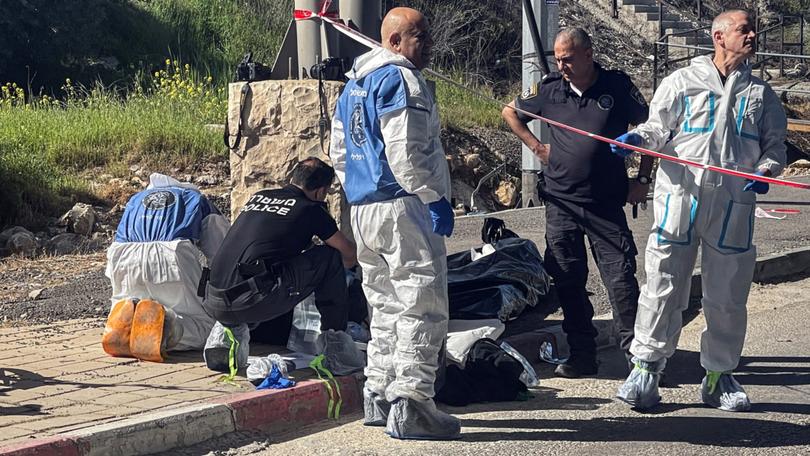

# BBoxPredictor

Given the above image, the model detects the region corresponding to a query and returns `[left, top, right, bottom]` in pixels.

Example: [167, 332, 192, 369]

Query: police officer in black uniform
[502, 27, 653, 378]
[203, 157, 358, 343]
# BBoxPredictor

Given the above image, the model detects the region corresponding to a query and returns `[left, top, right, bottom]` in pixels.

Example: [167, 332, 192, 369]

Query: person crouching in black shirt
[203, 157, 358, 343]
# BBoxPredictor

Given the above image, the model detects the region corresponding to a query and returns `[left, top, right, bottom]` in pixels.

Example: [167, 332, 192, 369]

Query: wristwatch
[637, 175, 652, 185]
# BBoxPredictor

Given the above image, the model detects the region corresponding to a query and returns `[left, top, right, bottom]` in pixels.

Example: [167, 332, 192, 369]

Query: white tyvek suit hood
[345, 47, 415, 80]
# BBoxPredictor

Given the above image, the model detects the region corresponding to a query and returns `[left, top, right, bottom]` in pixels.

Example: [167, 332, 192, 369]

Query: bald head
[711, 9, 750, 36]
[711, 9, 756, 64]
[554, 27, 593, 51]
[381, 7, 433, 69]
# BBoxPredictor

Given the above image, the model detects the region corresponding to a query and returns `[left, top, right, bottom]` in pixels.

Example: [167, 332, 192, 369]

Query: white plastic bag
[246, 354, 291, 382]
[500, 341, 540, 387]
[286, 293, 321, 354]
[446, 319, 506, 366]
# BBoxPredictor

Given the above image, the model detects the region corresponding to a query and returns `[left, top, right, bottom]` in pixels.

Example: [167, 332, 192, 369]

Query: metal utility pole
[272, 0, 378, 79]
[520, 0, 558, 208]
[293, 0, 340, 79]
[339, 0, 382, 59]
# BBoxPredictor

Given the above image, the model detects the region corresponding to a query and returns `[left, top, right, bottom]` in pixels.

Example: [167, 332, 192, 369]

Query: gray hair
[711, 9, 750, 35]
[555, 27, 592, 50]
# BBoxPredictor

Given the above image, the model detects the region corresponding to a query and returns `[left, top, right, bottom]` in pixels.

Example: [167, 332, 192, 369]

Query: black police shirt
[515, 63, 649, 206]
[209, 185, 338, 287]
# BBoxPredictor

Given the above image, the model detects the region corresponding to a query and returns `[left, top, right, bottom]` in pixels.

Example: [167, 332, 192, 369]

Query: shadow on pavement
[460, 416, 810, 447]
[0, 365, 233, 396]
[446, 386, 612, 415]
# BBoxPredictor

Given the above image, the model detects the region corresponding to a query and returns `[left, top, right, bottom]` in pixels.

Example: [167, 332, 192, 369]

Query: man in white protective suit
[105, 173, 229, 357]
[611, 9, 787, 411]
[329, 7, 460, 440]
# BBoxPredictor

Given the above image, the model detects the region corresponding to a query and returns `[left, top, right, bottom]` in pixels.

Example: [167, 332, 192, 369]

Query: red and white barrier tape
[309, 10, 810, 191]
[294, 0, 338, 20]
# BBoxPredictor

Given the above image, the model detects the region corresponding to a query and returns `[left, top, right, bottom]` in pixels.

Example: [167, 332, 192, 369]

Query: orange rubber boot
[102, 299, 136, 357]
[129, 299, 166, 363]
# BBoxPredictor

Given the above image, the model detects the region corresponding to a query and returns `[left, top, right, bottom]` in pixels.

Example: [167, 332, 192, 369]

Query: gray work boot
[616, 357, 666, 410]
[701, 371, 751, 412]
[363, 387, 390, 427]
[385, 397, 461, 441]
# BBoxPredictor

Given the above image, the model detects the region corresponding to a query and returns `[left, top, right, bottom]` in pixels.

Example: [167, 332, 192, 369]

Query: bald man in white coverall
[330, 7, 459, 440]
[611, 9, 786, 411]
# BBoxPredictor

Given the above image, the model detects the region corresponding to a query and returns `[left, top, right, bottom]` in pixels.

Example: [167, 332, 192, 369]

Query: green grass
[134, 0, 294, 84]
[0, 63, 226, 229]
[431, 75, 508, 130]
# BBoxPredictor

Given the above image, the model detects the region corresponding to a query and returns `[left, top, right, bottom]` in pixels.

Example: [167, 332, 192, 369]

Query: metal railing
[651, 6, 807, 90]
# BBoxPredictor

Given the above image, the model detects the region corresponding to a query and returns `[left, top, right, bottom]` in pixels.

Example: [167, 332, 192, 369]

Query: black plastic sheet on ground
[447, 237, 551, 322]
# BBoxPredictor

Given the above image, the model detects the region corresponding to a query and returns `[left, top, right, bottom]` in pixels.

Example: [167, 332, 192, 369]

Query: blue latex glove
[256, 365, 295, 390]
[428, 197, 454, 237]
[743, 169, 769, 194]
[610, 132, 644, 158]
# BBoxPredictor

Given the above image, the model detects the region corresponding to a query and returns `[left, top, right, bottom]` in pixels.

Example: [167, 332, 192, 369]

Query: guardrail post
[780, 14, 785, 77]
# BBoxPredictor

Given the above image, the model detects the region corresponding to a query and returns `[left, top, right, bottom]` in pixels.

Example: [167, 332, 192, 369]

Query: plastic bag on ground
[318, 329, 366, 375]
[499, 341, 540, 387]
[447, 237, 551, 322]
[204, 322, 250, 373]
[246, 354, 294, 383]
[446, 319, 505, 366]
[286, 294, 321, 355]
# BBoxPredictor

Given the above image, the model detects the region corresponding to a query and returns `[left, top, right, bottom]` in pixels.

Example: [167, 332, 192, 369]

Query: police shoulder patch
[630, 86, 648, 107]
[520, 83, 539, 100]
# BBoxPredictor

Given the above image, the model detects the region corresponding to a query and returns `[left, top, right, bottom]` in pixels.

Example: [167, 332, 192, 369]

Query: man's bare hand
[627, 181, 649, 205]
[532, 143, 550, 164]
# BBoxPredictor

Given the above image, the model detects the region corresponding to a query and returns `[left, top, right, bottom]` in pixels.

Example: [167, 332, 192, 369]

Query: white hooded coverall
[330, 47, 452, 402]
[629, 56, 786, 372]
[106, 174, 229, 351]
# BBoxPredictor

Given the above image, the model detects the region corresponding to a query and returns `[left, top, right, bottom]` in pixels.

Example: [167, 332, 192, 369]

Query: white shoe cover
[701, 372, 751, 412]
[616, 357, 665, 410]
[363, 387, 390, 427]
[385, 397, 460, 440]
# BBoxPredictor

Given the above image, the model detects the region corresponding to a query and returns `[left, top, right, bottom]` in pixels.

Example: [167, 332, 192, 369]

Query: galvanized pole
[295, 0, 321, 78]
[340, 0, 381, 40]
[520, 0, 558, 208]
[294, 0, 340, 78]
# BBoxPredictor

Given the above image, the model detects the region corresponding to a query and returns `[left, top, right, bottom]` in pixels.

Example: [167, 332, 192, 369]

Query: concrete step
[620, 0, 657, 6]
[642, 12, 680, 21]
[662, 28, 711, 39]
[659, 20, 696, 29]
[669, 36, 713, 48]
[626, 4, 660, 13]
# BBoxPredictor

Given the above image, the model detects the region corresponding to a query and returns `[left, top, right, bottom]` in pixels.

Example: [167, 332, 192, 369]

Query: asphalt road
[163, 276, 810, 455]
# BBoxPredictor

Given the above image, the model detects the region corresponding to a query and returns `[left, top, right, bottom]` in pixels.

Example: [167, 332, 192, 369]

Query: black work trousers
[250, 245, 348, 344]
[543, 194, 640, 361]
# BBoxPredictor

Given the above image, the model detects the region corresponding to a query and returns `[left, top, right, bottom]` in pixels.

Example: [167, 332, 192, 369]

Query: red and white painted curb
[0, 374, 364, 456]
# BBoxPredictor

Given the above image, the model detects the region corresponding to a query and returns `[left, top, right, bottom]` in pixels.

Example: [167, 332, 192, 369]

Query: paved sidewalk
[0, 319, 311, 446]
